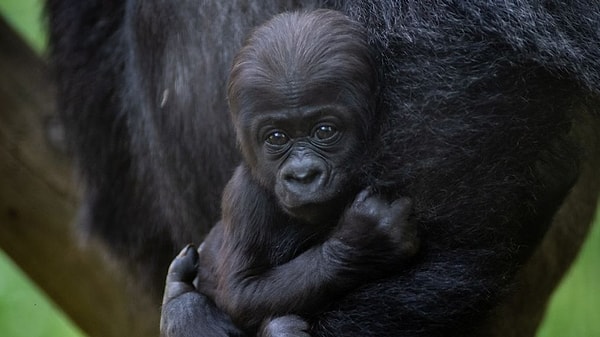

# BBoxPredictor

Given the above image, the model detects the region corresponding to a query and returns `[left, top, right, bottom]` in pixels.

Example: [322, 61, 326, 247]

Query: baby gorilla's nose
[279, 154, 328, 196]
[281, 152, 326, 188]
[283, 165, 322, 185]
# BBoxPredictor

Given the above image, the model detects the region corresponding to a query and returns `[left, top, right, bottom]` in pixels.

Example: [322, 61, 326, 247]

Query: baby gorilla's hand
[334, 188, 419, 262]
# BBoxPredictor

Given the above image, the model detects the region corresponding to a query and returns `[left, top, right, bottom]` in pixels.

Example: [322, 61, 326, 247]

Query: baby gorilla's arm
[217, 190, 417, 328]
[163, 189, 418, 335]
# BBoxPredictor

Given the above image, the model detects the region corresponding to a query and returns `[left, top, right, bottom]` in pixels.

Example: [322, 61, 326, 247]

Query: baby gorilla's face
[237, 83, 366, 224]
[227, 11, 377, 224]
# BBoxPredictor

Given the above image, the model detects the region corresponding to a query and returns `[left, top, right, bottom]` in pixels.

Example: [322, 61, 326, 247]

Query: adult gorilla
[47, 0, 600, 336]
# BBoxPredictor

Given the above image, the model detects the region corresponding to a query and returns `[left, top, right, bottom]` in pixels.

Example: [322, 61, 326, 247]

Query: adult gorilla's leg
[482, 116, 600, 336]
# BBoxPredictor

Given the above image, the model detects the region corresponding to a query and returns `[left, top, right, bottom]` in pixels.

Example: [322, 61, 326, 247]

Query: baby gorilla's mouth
[276, 176, 352, 225]
[275, 174, 337, 209]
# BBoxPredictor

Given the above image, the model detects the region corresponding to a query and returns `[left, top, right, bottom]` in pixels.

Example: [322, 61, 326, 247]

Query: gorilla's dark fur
[47, 0, 600, 336]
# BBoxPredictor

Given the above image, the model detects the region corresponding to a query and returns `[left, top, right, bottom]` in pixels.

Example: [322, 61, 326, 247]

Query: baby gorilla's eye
[265, 131, 289, 146]
[313, 124, 338, 141]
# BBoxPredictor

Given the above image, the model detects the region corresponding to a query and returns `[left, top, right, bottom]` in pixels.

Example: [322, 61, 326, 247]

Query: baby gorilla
[161, 10, 419, 337]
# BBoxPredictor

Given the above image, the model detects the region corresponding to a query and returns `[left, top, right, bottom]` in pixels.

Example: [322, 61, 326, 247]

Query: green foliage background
[0, 1, 598, 336]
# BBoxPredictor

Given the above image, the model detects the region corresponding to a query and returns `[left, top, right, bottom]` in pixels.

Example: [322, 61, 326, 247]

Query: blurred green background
[0, 1, 598, 336]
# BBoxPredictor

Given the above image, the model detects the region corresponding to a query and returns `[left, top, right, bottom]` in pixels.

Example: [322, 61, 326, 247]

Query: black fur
[47, 0, 600, 336]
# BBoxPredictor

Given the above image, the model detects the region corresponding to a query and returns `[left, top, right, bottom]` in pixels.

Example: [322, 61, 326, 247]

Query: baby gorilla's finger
[389, 197, 413, 222]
